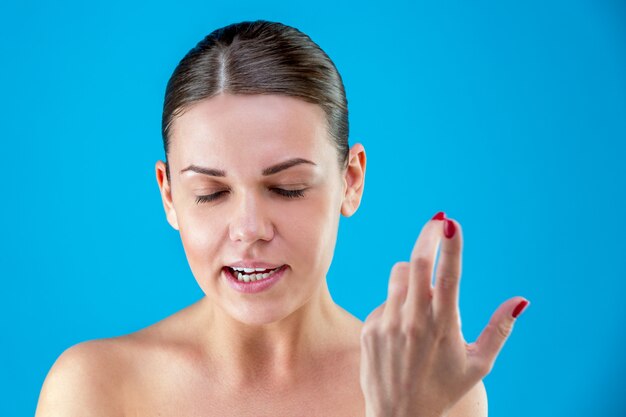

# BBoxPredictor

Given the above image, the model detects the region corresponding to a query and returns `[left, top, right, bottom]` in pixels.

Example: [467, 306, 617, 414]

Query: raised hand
[359, 211, 529, 417]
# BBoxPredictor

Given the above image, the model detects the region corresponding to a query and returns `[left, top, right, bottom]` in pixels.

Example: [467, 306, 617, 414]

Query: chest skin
[118, 339, 366, 417]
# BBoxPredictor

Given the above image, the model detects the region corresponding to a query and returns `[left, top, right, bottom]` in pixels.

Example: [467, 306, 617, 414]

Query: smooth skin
[34, 93, 524, 416]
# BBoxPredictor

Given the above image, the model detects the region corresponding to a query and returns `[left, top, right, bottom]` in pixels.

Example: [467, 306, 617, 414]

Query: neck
[198, 278, 351, 388]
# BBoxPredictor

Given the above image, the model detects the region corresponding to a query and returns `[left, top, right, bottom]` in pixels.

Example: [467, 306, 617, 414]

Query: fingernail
[444, 219, 456, 238]
[512, 300, 529, 318]
[432, 211, 446, 221]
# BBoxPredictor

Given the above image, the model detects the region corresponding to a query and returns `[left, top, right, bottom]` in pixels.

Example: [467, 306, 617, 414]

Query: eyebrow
[179, 157, 317, 177]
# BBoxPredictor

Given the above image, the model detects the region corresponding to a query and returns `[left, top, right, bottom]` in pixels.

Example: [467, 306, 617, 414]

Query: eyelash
[195, 188, 307, 204]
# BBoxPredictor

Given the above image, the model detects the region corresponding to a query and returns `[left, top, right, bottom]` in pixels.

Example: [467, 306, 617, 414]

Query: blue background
[1, 0, 625, 416]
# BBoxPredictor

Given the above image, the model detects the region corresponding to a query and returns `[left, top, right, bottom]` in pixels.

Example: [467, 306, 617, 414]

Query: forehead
[169, 93, 330, 165]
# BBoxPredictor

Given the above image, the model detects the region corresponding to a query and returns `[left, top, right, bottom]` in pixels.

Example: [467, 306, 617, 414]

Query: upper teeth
[232, 267, 278, 273]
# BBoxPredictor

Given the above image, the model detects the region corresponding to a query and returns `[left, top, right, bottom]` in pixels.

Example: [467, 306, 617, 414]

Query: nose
[229, 191, 274, 243]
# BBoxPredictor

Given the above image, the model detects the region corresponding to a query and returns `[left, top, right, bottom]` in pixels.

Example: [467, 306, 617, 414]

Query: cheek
[281, 193, 340, 269]
[177, 211, 221, 275]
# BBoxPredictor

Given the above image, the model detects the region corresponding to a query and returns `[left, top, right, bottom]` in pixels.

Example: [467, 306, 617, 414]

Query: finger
[433, 217, 463, 326]
[403, 211, 446, 320]
[382, 262, 410, 325]
[466, 297, 530, 377]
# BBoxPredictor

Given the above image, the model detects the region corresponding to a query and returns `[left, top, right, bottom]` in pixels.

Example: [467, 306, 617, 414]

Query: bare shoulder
[447, 379, 488, 417]
[35, 301, 206, 416]
[35, 338, 130, 417]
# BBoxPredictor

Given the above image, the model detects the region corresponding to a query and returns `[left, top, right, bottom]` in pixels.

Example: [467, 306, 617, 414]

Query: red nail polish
[444, 219, 456, 238]
[432, 211, 446, 221]
[512, 300, 529, 318]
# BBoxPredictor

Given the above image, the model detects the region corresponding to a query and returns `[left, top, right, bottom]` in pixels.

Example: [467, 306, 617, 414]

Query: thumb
[467, 297, 530, 376]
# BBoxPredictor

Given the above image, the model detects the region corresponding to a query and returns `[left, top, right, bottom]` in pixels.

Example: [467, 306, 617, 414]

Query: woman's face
[155, 93, 365, 325]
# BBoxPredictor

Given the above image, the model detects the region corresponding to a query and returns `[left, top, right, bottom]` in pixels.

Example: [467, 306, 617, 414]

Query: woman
[35, 20, 529, 417]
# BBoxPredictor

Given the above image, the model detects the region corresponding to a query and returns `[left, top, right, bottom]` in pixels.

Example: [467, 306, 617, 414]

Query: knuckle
[433, 323, 450, 342]
[436, 272, 457, 290]
[401, 320, 425, 338]
[473, 357, 494, 376]
[382, 320, 401, 335]
[485, 360, 495, 375]
[497, 321, 514, 339]
[361, 323, 383, 342]
[388, 282, 408, 298]
[411, 255, 432, 273]
[360, 324, 375, 341]
[490, 321, 513, 340]
[483, 358, 495, 375]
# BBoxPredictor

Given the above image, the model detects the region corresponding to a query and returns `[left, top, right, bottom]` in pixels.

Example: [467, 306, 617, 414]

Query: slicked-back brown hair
[161, 19, 350, 183]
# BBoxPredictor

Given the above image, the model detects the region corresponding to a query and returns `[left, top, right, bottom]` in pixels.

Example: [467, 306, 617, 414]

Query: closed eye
[195, 188, 307, 204]
[272, 188, 306, 199]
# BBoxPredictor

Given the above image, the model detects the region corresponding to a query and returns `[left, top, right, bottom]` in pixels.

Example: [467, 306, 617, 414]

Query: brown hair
[161, 19, 350, 183]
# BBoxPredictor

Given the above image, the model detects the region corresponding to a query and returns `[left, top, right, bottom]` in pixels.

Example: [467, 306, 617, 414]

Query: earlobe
[340, 196, 355, 217]
[155, 160, 180, 231]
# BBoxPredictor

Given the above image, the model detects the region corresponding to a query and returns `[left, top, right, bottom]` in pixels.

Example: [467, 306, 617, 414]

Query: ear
[155, 160, 180, 230]
[341, 143, 366, 217]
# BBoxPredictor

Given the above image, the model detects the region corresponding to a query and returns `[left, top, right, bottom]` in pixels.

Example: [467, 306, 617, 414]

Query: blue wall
[1, 0, 625, 415]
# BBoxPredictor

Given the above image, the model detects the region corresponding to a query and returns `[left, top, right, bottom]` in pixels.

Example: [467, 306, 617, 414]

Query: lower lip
[223, 265, 287, 294]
